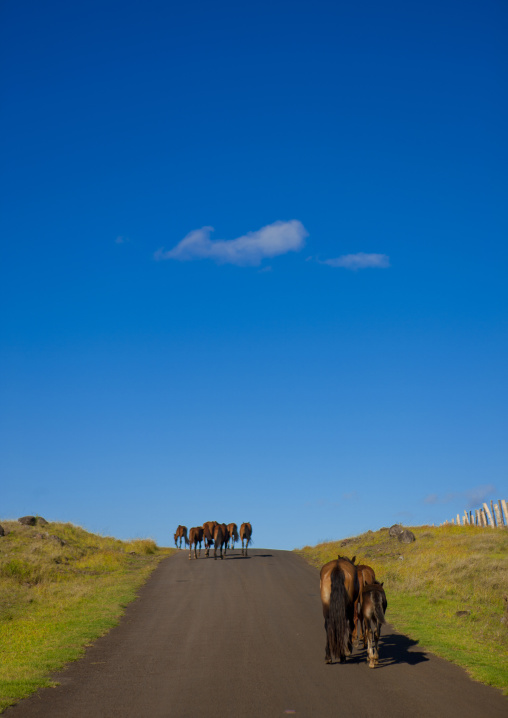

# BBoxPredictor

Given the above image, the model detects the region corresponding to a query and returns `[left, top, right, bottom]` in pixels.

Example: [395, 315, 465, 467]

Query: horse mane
[337, 554, 356, 565]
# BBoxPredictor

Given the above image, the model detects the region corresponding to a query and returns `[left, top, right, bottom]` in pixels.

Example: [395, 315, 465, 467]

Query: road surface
[7, 548, 507, 717]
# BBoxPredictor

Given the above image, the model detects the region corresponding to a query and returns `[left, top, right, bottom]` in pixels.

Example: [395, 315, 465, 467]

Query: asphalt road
[7, 548, 507, 718]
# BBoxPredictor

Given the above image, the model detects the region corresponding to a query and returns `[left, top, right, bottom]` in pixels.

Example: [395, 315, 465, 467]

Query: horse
[188, 526, 204, 560]
[240, 522, 252, 556]
[227, 523, 239, 549]
[174, 525, 189, 549]
[353, 564, 377, 646]
[358, 582, 387, 668]
[320, 555, 359, 664]
[202, 521, 216, 558]
[203, 521, 224, 560]
[220, 523, 229, 556]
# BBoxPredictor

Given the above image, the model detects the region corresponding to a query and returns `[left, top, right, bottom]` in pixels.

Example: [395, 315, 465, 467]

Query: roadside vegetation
[296, 524, 508, 694]
[0, 518, 174, 713]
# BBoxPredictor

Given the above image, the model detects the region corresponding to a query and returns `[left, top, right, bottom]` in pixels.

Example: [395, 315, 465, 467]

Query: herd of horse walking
[174, 526, 385, 669]
[320, 554, 387, 669]
[174, 522, 252, 560]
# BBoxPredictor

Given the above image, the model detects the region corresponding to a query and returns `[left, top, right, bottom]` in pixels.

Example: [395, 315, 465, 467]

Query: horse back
[203, 521, 217, 542]
[338, 558, 359, 604]
[240, 522, 252, 540]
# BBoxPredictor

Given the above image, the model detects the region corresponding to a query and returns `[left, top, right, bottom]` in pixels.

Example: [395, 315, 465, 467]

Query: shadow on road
[348, 632, 429, 668]
[338, 632, 429, 668]
[225, 554, 274, 560]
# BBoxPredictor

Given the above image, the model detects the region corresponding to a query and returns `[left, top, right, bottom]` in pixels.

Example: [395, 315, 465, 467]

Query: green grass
[296, 524, 508, 694]
[0, 519, 175, 712]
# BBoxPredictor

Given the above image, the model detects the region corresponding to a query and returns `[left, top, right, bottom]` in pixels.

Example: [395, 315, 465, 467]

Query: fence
[442, 499, 508, 528]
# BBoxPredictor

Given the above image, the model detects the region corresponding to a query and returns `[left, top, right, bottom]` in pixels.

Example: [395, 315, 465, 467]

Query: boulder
[36, 517, 49, 526]
[0, 525, 5, 537]
[388, 524, 404, 538]
[18, 516, 37, 526]
[398, 529, 416, 544]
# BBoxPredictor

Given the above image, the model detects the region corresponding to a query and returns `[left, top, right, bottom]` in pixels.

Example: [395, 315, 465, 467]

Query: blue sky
[1, 0, 507, 549]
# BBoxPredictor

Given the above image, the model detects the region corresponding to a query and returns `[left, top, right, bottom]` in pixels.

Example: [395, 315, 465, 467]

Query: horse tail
[183, 527, 190, 546]
[373, 590, 386, 625]
[327, 565, 349, 660]
[233, 527, 239, 542]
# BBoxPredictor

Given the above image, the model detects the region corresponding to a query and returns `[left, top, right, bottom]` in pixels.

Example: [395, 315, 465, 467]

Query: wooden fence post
[483, 503, 494, 527]
[501, 500, 508, 526]
[494, 503, 503, 526]
[490, 500, 497, 527]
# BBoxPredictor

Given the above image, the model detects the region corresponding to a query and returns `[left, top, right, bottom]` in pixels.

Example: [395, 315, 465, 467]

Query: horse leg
[373, 621, 380, 665]
[366, 620, 375, 668]
[353, 601, 359, 647]
[324, 617, 332, 664]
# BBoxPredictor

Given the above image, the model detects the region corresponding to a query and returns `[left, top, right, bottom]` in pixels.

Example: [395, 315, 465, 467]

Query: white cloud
[322, 253, 390, 270]
[154, 220, 308, 266]
[424, 484, 497, 509]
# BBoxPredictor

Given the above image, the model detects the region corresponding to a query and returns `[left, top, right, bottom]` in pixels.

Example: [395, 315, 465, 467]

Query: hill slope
[0, 518, 173, 712]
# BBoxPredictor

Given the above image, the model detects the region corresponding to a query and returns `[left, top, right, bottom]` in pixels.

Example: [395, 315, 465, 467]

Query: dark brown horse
[227, 523, 239, 549]
[358, 582, 387, 668]
[220, 523, 229, 556]
[240, 522, 252, 556]
[353, 563, 377, 646]
[188, 526, 204, 560]
[202, 521, 216, 558]
[320, 555, 359, 663]
[203, 521, 224, 560]
[174, 525, 189, 549]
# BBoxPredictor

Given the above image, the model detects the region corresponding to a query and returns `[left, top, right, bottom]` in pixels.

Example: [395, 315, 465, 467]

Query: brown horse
[203, 521, 224, 560]
[240, 522, 252, 556]
[353, 564, 377, 646]
[227, 523, 239, 549]
[358, 582, 387, 668]
[220, 523, 229, 556]
[320, 555, 359, 664]
[188, 526, 204, 560]
[174, 525, 189, 549]
[202, 521, 216, 558]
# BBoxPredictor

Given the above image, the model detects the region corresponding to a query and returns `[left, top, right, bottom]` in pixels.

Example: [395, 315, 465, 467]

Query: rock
[389, 524, 404, 537]
[50, 535, 66, 546]
[0, 525, 4, 537]
[18, 516, 37, 526]
[36, 517, 49, 526]
[340, 538, 354, 546]
[398, 529, 416, 543]
[456, 610, 470, 617]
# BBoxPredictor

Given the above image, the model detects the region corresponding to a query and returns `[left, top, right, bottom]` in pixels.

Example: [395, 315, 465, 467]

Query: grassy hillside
[0, 518, 174, 712]
[296, 524, 508, 694]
